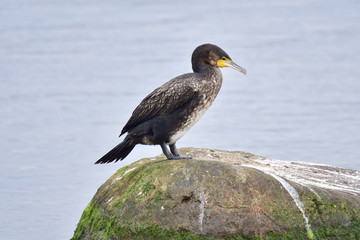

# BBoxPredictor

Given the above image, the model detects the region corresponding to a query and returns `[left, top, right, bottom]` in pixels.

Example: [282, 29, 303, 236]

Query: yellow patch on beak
[217, 57, 247, 75]
[217, 58, 231, 68]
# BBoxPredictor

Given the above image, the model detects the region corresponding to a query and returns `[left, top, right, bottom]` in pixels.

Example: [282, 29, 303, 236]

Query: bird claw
[167, 155, 192, 160]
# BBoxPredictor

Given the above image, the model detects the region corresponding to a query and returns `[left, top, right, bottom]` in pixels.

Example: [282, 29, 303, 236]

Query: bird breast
[168, 77, 221, 145]
[168, 96, 212, 145]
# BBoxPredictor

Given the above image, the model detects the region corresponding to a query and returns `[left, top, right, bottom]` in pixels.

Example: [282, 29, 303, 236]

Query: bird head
[191, 43, 247, 75]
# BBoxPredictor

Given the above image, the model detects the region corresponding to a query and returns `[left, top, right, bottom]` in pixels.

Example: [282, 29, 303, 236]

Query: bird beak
[217, 59, 247, 75]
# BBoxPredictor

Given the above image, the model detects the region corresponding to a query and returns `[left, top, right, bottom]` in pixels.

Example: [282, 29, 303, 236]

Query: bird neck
[195, 65, 223, 94]
[194, 65, 222, 79]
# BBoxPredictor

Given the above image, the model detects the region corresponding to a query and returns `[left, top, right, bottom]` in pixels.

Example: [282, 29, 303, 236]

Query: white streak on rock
[113, 167, 138, 183]
[245, 158, 360, 195]
[199, 189, 205, 234]
[243, 164, 314, 237]
[267, 173, 312, 235]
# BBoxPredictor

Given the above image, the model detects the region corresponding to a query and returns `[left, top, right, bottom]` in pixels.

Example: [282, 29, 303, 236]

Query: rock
[71, 148, 360, 239]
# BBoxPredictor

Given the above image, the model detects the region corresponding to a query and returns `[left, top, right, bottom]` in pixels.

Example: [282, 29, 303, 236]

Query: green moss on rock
[71, 148, 360, 239]
[72, 202, 360, 240]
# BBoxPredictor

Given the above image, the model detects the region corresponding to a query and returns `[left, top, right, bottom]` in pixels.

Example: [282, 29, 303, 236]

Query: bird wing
[120, 74, 197, 135]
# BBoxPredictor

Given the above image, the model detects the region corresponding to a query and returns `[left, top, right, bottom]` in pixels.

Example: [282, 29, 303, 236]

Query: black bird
[95, 43, 246, 164]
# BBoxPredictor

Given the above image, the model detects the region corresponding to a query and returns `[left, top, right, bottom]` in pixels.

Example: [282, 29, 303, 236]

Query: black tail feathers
[95, 138, 135, 164]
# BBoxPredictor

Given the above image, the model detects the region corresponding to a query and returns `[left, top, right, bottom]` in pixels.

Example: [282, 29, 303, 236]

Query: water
[0, 0, 359, 239]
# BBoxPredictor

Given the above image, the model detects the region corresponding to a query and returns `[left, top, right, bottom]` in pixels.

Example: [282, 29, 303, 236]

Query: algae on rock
[72, 148, 360, 240]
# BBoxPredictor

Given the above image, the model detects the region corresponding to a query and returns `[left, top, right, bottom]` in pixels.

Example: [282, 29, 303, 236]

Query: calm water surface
[0, 0, 359, 239]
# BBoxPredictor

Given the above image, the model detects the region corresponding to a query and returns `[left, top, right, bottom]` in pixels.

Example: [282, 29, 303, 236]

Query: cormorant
[95, 43, 246, 164]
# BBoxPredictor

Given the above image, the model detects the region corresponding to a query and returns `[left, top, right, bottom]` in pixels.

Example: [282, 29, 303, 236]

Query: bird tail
[95, 138, 135, 164]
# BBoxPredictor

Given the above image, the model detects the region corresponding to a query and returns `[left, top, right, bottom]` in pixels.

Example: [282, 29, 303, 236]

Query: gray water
[1, 1, 359, 239]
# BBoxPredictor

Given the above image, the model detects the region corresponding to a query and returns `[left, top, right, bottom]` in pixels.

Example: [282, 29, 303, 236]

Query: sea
[0, 0, 359, 239]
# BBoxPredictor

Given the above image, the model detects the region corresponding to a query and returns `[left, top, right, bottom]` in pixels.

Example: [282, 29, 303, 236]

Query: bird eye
[221, 56, 227, 61]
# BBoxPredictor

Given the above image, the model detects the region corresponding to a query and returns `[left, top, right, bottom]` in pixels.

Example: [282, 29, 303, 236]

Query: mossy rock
[71, 148, 360, 239]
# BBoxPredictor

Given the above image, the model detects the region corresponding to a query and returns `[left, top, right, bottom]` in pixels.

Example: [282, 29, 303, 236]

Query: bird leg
[169, 143, 180, 156]
[170, 143, 192, 159]
[160, 142, 192, 160]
